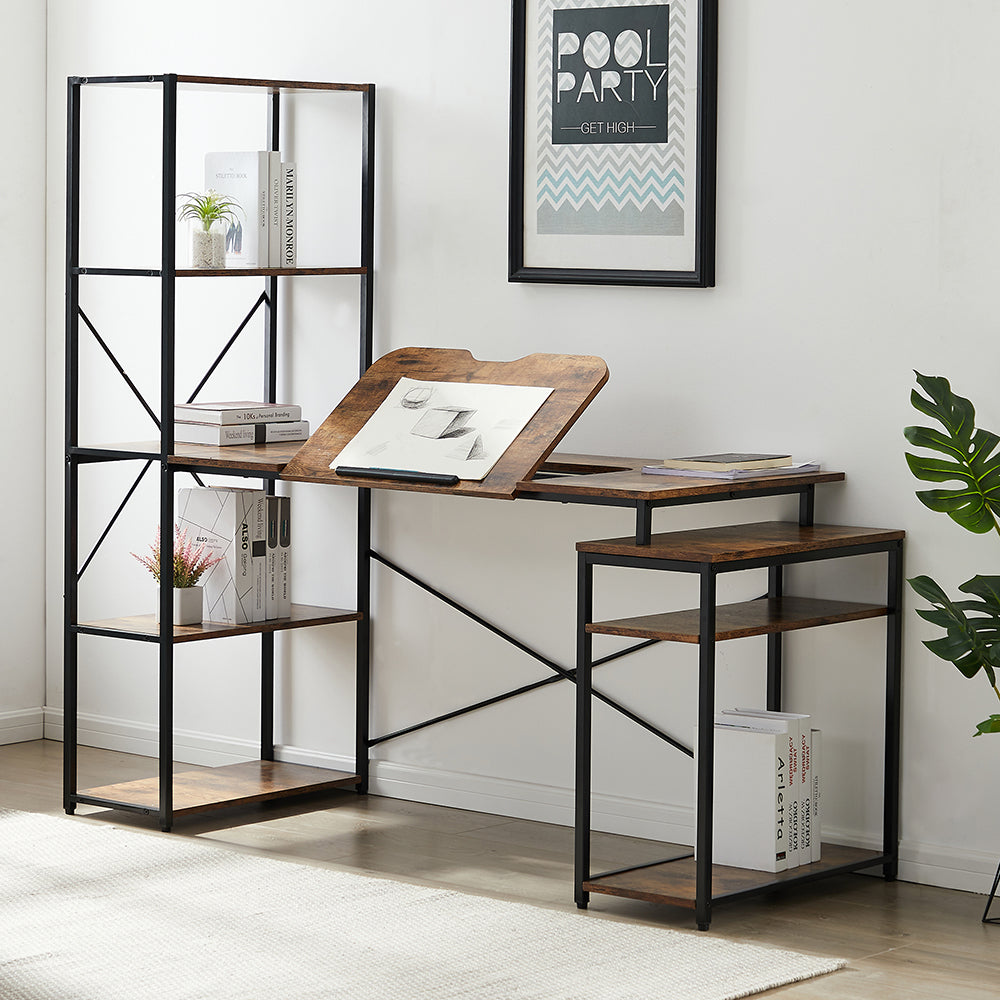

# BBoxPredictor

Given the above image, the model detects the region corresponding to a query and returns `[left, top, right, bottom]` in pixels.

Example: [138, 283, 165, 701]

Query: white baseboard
[44, 708, 259, 767]
[42, 708, 996, 897]
[0, 708, 44, 745]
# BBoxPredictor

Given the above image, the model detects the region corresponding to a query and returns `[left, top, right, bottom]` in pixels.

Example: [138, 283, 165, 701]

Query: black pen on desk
[334, 466, 461, 486]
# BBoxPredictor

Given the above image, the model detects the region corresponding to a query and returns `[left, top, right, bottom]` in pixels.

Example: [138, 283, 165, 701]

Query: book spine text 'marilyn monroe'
[281, 162, 296, 268]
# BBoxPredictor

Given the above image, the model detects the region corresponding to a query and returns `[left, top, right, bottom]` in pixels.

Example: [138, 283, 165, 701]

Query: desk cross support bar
[367, 549, 690, 756]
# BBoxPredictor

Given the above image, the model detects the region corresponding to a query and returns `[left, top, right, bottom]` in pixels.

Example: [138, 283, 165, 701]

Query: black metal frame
[983, 862, 1000, 923]
[508, 0, 719, 287]
[63, 74, 375, 831]
[574, 534, 904, 930]
[360, 479, 823, 755]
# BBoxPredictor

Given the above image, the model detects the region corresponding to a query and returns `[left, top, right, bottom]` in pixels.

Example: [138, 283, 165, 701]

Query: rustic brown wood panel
[80, 604, 361, 643]
[577, 522, 905, 562]
[587, 596, 890, 643]
[174, 266, 366, 277]
[584, 844, 884, 908]
[518, 460, 845, 501]
[93, 440, 306, 474]
[281, 348, 609, 499]
[81, 761, 361, 816]
[175, 76, 371, 93]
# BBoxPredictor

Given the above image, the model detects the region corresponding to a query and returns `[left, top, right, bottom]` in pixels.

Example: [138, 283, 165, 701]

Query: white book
[723, 709, 811, 867]
[277, 495, 291, 618]
[174, 401, 302, 425]
[250, 493, 267, 622]
[265, 495, 279, 620]
[699, 724, 789, 873]
[810, 729, 822, 862]
[204, 150, 270, 267]
[176, 487, 265, 624]
[174, 420, 310, 447]
[799, 726, 815, 864]
[267, 151, 282, 267]
[280, 162, 295, 268]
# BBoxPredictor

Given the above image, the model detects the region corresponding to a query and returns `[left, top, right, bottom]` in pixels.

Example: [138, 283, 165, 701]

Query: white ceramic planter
[156, 586, 203, 625]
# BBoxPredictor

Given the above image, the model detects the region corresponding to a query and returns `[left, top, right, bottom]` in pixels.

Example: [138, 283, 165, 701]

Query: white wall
[42, 0, 1000, 894]
[1, 1, 47, 743]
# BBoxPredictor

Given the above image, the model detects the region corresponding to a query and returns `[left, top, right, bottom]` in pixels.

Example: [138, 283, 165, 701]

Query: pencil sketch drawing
[329, 377, 554, 481]
[411, 406, 477, 439]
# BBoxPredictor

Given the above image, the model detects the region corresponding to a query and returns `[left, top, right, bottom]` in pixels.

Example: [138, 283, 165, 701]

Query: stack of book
[696, 708, 822, 873]
[641, 453, 820, 479]
[176, 486, 292, 625]
[204, 150, 295, 267]
[174, 401, 310, 447]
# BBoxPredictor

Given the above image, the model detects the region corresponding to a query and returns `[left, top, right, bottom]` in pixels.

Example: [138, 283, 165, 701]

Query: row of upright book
[177, 486, 292, 625]
[204, 150, 295, 268]
[697, 708, 821, 873]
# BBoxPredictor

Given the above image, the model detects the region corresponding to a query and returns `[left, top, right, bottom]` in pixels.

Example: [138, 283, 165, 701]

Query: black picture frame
[509, 0, 718, 287]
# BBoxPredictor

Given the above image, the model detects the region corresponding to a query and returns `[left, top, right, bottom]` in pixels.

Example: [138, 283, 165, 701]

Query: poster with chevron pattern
[510, 0, 717, 286]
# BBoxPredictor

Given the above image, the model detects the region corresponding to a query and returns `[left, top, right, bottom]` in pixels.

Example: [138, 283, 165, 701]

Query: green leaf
[907, 574, 996, 682]
[904, 372, 1000, 535]
[973, 715, 1000, 736]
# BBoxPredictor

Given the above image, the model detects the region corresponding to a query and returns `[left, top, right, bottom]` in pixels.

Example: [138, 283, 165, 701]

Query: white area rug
[0, 809, 844, 1000]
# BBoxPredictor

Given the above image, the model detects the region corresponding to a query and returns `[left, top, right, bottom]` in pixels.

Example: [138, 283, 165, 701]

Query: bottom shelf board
[584, 844, 885, 908]
[78, 760, 361, 817]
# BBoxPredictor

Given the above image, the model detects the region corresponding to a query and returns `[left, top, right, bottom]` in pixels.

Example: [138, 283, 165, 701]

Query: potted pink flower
[132, 525, 221, 625]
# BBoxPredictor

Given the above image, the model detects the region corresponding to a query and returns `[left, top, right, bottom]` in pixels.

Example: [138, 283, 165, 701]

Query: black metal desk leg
[635, 500, 653, 546]
[695, 566, 718, 930]
[356, 487, 372, 794]
[883, 541, 903, 880]
[766, 565, 783, 711]
[575, 552, 594, 909]
[261, 632, 275, 761]
[982, 860, 1000, 922]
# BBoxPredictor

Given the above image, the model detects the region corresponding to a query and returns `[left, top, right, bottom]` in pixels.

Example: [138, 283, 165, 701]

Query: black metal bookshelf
[63, 74, 375, 831]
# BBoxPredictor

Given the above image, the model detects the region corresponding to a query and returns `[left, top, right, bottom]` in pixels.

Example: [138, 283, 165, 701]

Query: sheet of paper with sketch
[330, 377, 554, 481]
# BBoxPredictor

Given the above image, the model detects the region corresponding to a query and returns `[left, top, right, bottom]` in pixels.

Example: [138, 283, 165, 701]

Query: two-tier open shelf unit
[63, 74, 375, 831]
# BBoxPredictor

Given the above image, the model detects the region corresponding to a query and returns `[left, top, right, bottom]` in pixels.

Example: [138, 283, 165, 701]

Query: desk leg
[695, 566, 718, 931]
[766, 565, 783, 711]
[575, 551, 593, 909]
[356, 486, 372, 794]
[883, 541, 903, 880]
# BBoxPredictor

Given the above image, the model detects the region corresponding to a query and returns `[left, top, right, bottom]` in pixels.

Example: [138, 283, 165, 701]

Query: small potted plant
[132, 524, 221, 625]
[176, 189, 243, 269]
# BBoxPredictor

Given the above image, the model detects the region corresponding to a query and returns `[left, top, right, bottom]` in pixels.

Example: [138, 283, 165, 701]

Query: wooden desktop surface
[518, 453, 845, 501]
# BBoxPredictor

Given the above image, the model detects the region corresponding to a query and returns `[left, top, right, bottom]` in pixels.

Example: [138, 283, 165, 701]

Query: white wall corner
[0, 709, 45, 746]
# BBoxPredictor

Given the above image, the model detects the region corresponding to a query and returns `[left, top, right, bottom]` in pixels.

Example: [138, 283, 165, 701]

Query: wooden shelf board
[577, 522, 905, 562]
[174, 266, 366, 277]
[79, 604, 361, 643]
[80, 761, 361, 817]
[175, 75, 371, 94]
[519, 466, 846, 501]
[588, 596, 889, 643]
[584, 844, 885, 908]
[77, 440, 306, 474]
[79, 75, 371, 94]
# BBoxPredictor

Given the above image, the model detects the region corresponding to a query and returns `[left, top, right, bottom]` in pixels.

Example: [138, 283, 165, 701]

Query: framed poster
[509, 0, 718, 287]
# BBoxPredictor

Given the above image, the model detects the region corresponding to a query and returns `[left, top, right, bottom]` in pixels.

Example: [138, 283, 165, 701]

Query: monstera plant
[905, 371, 1000, 736]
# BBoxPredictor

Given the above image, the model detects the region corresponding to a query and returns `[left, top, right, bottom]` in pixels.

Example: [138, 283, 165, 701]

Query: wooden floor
[3, 740, 996, 998]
